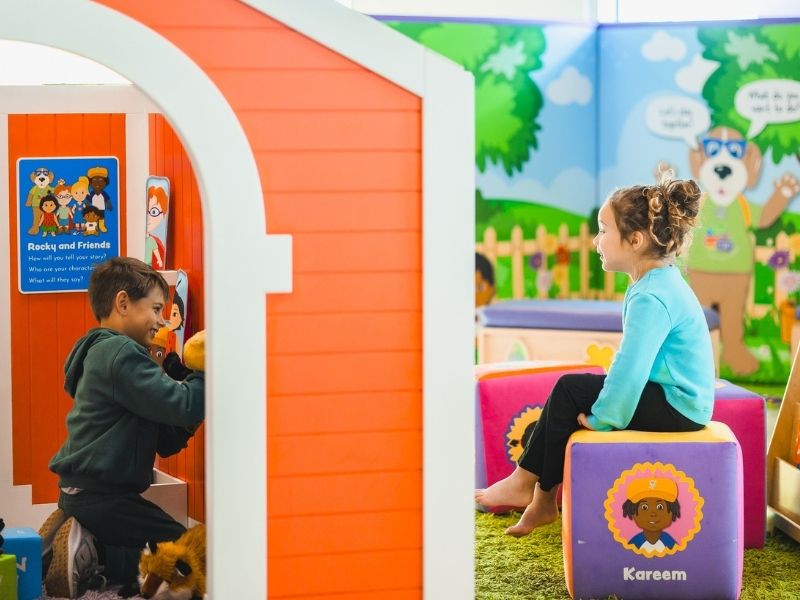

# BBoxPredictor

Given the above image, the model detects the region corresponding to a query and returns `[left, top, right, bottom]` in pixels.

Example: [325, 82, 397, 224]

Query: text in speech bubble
[735, 79, 800, 138]
[645, 96, 710, 148]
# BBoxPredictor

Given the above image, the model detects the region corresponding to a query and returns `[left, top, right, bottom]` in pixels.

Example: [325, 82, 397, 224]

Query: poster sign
[17, 156, 120, 293]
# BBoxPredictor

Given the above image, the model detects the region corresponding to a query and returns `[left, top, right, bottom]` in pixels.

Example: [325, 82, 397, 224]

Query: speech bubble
[735, 79, 800, 138]
[645, 96, 711, 148]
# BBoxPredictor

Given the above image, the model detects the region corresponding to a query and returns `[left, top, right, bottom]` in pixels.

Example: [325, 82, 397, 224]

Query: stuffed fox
[137, 524, 206, 600]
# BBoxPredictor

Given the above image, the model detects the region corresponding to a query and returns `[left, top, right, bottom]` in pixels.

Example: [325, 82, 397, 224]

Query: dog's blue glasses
[701, 137, 746, 159]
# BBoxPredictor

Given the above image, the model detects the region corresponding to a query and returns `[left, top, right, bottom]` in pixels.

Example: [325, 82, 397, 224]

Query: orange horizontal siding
[269, 272, 421, 315]
[208, 70, 421, 111]
[268, 471, 421, 518]
[268, 430, 422, 477]
[266, 192, 421, 233]
[268, 510, 421, 557]
[256, 151, 421, 193]
[238, 111, 421, 152]
[160, 28, 359, 70]
[268, 550, 421, 598]
[267, 312, 421, 355]
[291, 232, 421, 273]
[105, 0, 279, 28]
[267, 352, 421, 395]
[285, 591, 420, 600]
[267, 391, 421, 436]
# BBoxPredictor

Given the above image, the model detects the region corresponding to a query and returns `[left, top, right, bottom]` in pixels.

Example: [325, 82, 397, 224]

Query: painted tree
[388, 22, 546, 175]
[699, 24, 800, 163]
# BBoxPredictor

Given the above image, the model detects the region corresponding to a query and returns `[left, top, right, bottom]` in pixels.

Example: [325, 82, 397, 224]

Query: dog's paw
[776, 172, 800, 198]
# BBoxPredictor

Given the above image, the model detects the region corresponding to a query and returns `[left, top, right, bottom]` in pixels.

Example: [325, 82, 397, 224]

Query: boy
[38, 257, 205, 598]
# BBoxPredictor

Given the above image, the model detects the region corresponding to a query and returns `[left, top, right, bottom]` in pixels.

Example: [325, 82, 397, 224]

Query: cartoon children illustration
[53, 180, 74, 235]
[38, 195, 59, 238]
[26, 167, 55, 235]
[87, 166, 112, 233]
[70, 176, 90, 235]
[82, 205, 102, 237]
[166, 293, 185, 355]
[145, 185, 169, 270]
[622, 476, 681, 552]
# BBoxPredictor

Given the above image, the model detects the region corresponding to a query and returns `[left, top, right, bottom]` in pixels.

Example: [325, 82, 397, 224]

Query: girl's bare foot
[505, 484, 559, 537]
[475, 466, 537, 509]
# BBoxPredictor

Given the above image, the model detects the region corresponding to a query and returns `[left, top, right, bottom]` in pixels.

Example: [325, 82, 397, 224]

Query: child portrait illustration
[604, 462, 703, 558]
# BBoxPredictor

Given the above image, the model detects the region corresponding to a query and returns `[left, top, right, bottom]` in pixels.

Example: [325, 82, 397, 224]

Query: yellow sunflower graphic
[506, 406, 543, 463]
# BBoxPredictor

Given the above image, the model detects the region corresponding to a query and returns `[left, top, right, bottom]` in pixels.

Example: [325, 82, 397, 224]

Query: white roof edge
[240, 0, 471, 96]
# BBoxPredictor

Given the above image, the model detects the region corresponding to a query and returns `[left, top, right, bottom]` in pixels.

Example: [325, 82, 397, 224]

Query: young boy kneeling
[38, 257, 205, 598]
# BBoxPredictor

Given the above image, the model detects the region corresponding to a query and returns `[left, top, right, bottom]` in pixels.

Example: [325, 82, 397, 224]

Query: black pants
[58, 490, 185, 584]
[518, 373, 704, 491]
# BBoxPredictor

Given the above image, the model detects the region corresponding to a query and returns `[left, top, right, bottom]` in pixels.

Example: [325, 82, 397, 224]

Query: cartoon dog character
[26, 167, 55, 235]
[687, 126, 799, 375]
[137, 524, 206, 600]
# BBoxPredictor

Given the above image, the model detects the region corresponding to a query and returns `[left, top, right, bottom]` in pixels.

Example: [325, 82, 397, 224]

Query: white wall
[345, 0, 595, 21]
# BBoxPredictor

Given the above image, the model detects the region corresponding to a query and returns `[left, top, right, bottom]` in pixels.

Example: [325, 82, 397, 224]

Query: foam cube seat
[562, 422, 743, 600]
[2, 527, 41, 600]
[712, 380, 765, 548]
[474, 361, 605, 491]
[0, 554, 18, 600]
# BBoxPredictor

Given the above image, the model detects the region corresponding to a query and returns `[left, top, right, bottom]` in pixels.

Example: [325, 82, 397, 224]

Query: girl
[70, 176, 90, 235]
[475, 178, 715, 537]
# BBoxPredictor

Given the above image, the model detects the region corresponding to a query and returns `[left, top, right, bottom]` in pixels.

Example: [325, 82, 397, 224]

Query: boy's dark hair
[170, 293, 185, 331]
[88, 257, 169, 321]
[622, 498, 681, 522]
[83, 205, 102, 219]
[475, 252, 495, 286]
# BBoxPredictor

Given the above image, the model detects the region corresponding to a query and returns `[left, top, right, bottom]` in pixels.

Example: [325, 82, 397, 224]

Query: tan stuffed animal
[183, 329, 205, 372]
[138, 524, 206, 599]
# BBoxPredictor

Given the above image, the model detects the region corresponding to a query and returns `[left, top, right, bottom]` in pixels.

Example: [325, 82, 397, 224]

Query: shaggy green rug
[476, 512, 800, 599]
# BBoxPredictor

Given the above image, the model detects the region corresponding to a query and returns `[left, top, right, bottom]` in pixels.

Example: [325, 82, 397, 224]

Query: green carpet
[476, 512, 800, 599]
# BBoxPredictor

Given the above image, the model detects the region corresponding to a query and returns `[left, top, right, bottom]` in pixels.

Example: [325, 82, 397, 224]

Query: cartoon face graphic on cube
[605, 462, 704, 558]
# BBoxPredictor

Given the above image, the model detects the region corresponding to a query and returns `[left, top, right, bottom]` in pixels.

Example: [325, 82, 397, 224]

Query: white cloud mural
[642, 31, 686, 62]
[675, 54, 719, 94]
[546, 66, 592, 105]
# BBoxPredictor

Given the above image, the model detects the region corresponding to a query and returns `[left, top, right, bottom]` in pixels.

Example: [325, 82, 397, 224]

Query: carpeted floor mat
[476, 512, 800, 599]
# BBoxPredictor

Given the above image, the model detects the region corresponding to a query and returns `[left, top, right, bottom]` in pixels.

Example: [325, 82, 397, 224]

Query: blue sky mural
[599, 23, 799, 211]
[477, 24, 598, 216]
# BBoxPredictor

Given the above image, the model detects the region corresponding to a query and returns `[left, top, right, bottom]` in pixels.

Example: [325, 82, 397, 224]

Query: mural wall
[389, 18, 800, 382]
[387, 20, 600, 301]
[599, 22, 800, 382]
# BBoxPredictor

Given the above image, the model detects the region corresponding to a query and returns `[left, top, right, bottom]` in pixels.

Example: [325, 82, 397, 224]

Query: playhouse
[0, 0, 474, 598]
[2, 1, 800, 599]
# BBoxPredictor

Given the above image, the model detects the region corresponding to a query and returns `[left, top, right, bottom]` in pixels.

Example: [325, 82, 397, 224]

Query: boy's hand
[184, 329, 205, 371]
[577, 413, 594, 430]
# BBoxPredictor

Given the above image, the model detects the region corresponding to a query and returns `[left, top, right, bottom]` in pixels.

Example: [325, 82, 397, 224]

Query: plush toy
[182, 330, 205, 372]
[137, 524, 206, 600]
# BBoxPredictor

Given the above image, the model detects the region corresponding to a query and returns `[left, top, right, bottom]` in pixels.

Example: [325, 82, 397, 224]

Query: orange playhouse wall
[99, 0, 426, 597]
[8, 114, 128, 504]
[149, 114, 206, 523]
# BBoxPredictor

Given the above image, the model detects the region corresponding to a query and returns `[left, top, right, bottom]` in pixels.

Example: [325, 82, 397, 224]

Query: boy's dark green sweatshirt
[49, 327, 205, 494]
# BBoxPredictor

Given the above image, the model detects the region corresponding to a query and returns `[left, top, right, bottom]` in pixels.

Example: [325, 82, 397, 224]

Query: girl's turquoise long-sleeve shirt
[587, 265, 715, 431]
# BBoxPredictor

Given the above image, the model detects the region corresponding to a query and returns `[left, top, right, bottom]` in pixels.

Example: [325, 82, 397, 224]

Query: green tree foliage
[388, 22, 546, 174]
[699, 25, 800, 163]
